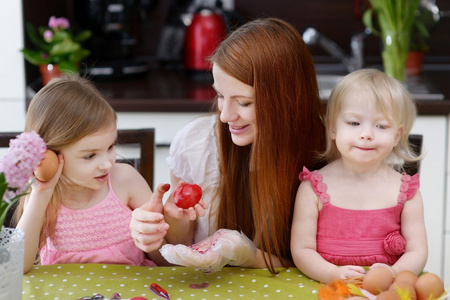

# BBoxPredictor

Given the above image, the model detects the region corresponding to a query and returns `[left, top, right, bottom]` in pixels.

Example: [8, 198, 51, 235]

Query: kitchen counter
[87, 67, 450, 115]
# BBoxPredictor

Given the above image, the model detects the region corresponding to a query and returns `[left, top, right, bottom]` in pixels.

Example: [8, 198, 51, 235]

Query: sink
[316, 75, 344, 99]
[317, 74, 444, 100]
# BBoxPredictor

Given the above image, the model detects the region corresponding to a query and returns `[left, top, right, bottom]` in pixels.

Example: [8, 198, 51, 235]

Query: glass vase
[0, 227, 24, 300]
[381, 30, 410, 83]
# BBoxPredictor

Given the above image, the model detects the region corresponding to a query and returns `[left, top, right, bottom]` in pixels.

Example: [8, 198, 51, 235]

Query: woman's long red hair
[211, 18, 326, 273]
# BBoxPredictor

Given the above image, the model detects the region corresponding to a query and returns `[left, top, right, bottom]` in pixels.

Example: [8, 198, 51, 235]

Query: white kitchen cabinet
[0, 1, 26, 132]
[411, 116, 448, 287]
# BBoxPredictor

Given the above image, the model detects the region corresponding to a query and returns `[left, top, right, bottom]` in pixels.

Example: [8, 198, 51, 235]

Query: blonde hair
[13, 75, 117, 249]
[323, 68, 420, 168]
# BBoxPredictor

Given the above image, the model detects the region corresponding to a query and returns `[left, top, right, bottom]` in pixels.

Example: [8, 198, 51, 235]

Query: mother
[131, 17, 326, 273]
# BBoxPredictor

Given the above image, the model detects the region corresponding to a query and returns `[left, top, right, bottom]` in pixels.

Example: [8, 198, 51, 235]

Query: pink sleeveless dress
[299, 167, 420, 266]
[40, 177, 156, 266]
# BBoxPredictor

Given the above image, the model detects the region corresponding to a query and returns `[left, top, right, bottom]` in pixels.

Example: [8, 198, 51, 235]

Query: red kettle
[184, 8, 226, 72]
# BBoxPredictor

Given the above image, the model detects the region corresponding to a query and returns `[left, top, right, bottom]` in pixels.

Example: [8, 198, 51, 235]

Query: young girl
[14, 76, 170, 273]
[130, 17, 327, 274]
[291, 68, 428, 283]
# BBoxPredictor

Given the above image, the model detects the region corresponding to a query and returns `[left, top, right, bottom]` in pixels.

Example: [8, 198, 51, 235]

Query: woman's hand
[130, 183, 170, 253]
[164, 181, 209, 221]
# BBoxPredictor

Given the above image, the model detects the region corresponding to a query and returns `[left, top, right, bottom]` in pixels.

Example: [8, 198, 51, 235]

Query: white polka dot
[85, 278, 90, 281]
[263, 284, 268, 288]
[251, 279, 256, 283]
[276, 289, 281, 292]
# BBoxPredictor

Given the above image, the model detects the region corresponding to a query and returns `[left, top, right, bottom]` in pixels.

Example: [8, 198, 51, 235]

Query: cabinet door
[412, 116, 447, 283]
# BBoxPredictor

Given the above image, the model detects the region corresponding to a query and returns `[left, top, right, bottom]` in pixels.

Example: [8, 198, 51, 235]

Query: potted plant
[363, 0, 421, 82]
[0, 132, 46, 299]
[407, 3, 440, 76]
[21, 16, 91, 84]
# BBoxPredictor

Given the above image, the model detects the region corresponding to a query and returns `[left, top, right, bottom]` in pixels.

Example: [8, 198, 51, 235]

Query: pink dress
[40, 177, 156, 266]
[299, 167, 420, 266]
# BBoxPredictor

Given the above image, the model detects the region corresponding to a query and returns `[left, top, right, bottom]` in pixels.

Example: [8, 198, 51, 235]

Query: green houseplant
[363, 0, 421, 82]
[21, 16, 91, 75]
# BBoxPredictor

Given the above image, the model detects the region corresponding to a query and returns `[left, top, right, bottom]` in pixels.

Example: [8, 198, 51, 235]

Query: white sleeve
[167, 115, 218, 185]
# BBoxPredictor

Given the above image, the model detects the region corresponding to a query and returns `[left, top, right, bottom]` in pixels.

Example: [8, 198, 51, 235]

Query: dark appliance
[74, 0, 157, 78]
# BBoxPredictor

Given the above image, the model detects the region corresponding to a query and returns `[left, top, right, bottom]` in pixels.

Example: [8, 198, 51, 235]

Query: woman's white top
[167, 115, 220, 243]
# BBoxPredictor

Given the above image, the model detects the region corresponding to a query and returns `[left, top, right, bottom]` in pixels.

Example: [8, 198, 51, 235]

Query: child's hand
[164, 181, 209, 221]
[31, 153, 64, 192]
[335, 265, 366, 279]
[130, 183, 170, 253]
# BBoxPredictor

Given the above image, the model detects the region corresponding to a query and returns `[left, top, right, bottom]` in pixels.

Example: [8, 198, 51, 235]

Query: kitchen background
[1, 0, 450, 288]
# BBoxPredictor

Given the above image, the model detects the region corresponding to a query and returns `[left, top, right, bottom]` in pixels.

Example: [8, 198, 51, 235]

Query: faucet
[302, 27, 371, 73]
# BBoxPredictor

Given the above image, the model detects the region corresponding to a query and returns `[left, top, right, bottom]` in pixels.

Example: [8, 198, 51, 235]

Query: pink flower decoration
[0, 131, 46, 197]
[43, 30, 53, 42]
[383, 231, 406, 256]
[48, 16, 70, 30]
[320, 194, 330, 203]
[400, 182, 409, 192]
[317, 182, 327, 193]
[398, 193, 407, 202]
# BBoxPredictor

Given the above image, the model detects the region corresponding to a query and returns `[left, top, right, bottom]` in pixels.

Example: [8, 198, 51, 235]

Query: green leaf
[20, 49, 50, 65]
[25, 23, 51, 52]
[0, 198, 19, 228]
[73, 30, 92, 43]
[362, 8, 380, 36]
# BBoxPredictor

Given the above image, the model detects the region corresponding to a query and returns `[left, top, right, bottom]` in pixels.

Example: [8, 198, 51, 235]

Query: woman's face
[213, 64, 257, 146]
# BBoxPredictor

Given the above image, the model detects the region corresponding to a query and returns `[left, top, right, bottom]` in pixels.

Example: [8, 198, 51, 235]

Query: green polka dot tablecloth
[23, 264, 323, 299]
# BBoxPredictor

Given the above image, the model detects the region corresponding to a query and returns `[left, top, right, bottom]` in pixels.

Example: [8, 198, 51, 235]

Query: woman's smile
[228, 124, 250, 135]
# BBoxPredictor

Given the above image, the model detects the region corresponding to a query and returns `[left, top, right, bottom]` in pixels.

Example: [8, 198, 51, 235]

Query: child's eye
[377, 124, 389, 129]
[348, 121, 360, 126]
[84, 153, 95, 160]
[108, 143, 116, 150]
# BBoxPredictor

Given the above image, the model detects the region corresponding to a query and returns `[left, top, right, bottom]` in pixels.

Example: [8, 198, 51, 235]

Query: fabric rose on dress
[383, 231, 406, 255]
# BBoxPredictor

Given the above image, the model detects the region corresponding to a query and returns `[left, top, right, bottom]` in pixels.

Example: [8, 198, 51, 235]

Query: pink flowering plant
[0, 132, 46, 228]
[21, 16, 91, 73]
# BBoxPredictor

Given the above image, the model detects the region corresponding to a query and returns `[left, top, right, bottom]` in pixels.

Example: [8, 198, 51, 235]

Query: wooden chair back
[403, 134, 423, 176]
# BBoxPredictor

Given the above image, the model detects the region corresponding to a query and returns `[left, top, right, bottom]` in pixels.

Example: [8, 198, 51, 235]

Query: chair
[403, 134, 423, 176]
[116, 128, 155, 190]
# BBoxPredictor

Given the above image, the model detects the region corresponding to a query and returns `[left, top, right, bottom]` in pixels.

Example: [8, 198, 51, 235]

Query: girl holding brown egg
[12, 76, 171, 273]
[291, 69, 428, 284]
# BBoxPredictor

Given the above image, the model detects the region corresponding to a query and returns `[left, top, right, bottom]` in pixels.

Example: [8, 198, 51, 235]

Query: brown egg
[394, 270, 418, 287]
[414, 273, 444, 300]
[35, 150, 58, 181]
[363, 267, 394, 295]
[389, 281, 417, 300]
[377, 290, 400, 300]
